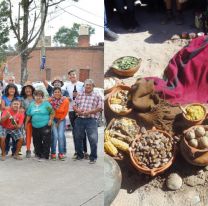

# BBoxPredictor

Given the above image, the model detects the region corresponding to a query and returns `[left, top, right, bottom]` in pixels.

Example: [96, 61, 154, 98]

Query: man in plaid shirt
[73, 79, 103, 164]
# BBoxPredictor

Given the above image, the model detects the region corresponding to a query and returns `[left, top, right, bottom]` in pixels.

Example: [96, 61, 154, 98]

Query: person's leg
[161, 0, 173, 24]
[114, 0, 130, 29]
[165, 0, 172, 9]
[85, 119, 98, 162]
[11, 137, 16, 155]
[32, 127, 42, 158]
[26, 122, 32, 157]
[83, 131, 87, 153]
[113, 0, 125, 13]
[83, 130, 89, 159]
[104, 7, 119, 41]
[125, 0, 139, 31]
[5, 134, 11, 155]
[74, 118, 85, 159]
[41, 125, 51, 159]
[175, 0, 183, 25]
[63, 130, 67, 154]
[69, 111, 77, 153]
[13, 138, 23, 160]
[51, 122, 58, 158]
[57, 119, 66, 160]
[0, 137, 6, 160]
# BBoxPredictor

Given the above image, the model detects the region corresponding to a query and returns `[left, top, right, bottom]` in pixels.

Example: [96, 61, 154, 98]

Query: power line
[7, 3, 104, 64]
[57, 5, 104, 28]
[72, 5, 103, 19]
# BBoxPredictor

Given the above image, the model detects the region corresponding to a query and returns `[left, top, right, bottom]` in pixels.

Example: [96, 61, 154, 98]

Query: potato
[185, 130, 195, 140]
[198, 136, 208, 149]
[195, 127, 206, 138]
[188, 139, 198, 148]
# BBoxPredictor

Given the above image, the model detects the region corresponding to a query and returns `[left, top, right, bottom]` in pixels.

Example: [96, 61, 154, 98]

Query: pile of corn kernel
[185, 105, 205, 121]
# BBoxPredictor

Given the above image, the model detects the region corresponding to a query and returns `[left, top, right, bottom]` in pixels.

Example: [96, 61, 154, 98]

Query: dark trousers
[69, 111, 87, 153]
[113, 0, 137, 29]
[74, 118, 98, 160]
[32, 125, 51, 159]
[5, 134, 16, 155]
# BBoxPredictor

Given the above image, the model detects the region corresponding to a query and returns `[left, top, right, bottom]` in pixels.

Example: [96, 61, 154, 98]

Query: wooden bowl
[180, 125, 208, 166]
[182, 103, 207, 126]
[111, 56, 142, 77]
[107, 85, 132, 116]
[130, 128, 175, 176]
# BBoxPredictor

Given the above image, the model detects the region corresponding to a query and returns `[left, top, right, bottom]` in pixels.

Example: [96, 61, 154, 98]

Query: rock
[197, 169, 204, 177]
[171, 34, 180, 40]
[166, 173, 183, 190]
[204, 165, 208, 171]
[185, 174, 205, 187]
[191, 195, 200, 205]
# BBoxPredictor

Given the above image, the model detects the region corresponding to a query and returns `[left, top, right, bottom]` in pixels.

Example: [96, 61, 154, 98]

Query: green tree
[7, 0, 67, 85]
[53, 23, 95, 47]
[0, 1, 10, 65]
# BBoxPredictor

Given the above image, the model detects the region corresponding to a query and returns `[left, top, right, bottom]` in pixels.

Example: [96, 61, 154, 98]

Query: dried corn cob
[104, 141, 118, 156]
[104, 130, 112, 142]
[110, 138, 129, 152]
[110, 98, 122, 104]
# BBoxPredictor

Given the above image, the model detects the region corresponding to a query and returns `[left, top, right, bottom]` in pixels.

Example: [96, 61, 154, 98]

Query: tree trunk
[20, 52, 28, 85]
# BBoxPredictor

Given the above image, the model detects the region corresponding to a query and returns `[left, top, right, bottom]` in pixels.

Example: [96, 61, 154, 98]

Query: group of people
[0, 69, 103, 164]
[104, 0, 188, 41]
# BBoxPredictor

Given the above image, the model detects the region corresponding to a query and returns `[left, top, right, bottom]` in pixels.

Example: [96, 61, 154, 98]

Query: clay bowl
[130, 128, 175, 176]
[107, 85, 132, 116]
[182, 103, 207, 126]
[111, 56, 142, 77]
[180, 125, 208, 166]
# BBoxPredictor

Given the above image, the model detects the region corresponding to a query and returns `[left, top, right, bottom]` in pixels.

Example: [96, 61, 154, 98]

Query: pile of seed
[134, 131, 173, 169]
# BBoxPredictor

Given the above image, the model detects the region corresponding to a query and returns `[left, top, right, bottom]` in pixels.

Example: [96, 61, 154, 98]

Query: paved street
[0, 127, 104, 206]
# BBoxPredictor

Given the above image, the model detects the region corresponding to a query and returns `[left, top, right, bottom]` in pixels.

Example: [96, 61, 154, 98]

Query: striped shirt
[75, 91, 103, 119]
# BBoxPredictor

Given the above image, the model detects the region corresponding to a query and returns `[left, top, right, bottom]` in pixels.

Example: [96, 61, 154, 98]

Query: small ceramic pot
[111, 56, 142, 77]
[130, 128, 175, 176]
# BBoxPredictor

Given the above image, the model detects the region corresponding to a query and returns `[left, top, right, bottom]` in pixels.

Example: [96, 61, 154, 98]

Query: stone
[191, 195, 200, 205]
[185, 174, 205, 187]
[204, 165, 208, 171]
[166, 173, 183, 190]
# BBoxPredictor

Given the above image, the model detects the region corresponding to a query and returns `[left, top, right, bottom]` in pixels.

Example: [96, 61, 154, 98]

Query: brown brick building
[6, 45, 104, 88]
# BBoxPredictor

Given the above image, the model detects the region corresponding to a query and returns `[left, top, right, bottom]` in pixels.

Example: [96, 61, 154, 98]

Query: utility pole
[40, 0, 46, 74]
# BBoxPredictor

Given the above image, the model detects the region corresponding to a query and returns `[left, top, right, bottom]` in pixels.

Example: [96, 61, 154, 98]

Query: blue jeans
[69, 111, 87, 153]
[74, 118, 98, 160]
[51, 119, 66, 154]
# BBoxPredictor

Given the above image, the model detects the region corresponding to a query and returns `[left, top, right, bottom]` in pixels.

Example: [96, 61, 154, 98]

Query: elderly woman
[2, 83, 21, 108]
[20, 82, 35, 158]
[49, 87, 69, 160]
[25, 90, 54, 160]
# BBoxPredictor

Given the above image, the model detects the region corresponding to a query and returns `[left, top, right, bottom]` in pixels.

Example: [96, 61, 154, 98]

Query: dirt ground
[105, 5, 208, 206]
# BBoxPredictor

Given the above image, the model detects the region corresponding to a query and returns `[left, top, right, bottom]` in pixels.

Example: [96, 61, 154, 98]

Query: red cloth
[146, 36, 208, 104]
[1, 108, 25, 129]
